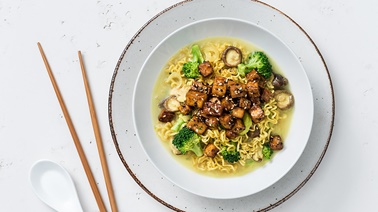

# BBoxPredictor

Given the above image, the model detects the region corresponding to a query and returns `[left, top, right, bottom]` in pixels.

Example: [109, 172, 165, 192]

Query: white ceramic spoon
[29, 159, 83, 212]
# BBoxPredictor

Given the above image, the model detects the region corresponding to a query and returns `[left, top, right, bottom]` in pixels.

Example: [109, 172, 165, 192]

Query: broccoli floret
[262, 143, 273, 159]
[182, 62, 200, 78]
[237, 51, 272, 78]
[172, 127, 203, 156]
[237, 63, 251, 77]
[182, 44, 204, 79]
[171, 118, 186, 132]
[191, 44, 204, 64]
[221, 149, 240, 163]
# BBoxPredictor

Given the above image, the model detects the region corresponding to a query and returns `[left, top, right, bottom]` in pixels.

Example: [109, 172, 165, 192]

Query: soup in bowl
[133, 18, 313, 199]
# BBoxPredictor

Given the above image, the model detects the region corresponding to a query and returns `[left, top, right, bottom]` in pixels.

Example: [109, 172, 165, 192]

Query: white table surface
[1, 0, 377, 211]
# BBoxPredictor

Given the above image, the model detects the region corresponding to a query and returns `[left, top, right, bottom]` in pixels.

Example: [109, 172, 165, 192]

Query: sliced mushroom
[163, 95, 181, 112]
[274, 90, 294, 110]
[247, 126, 260, 139]
[272, 73, 288, 88]
[222, 46, 242, 67]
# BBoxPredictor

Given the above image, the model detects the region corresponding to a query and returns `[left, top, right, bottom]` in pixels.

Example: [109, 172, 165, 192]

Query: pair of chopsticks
[37, 42, 117, 212]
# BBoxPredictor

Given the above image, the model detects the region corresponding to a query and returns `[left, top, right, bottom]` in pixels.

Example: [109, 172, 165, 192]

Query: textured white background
[0, 0, 377, 211]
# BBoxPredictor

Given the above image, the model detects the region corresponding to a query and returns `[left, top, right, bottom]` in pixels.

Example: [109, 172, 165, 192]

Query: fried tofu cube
[221, 97, 235, 111]
[202, 99, 224, 116]
[191, 81, 210, 94]
[261, 88, 273, 103]
[186, 90, 208, 108]
[158, 109, 175, 123]
[229, 83, 247, 98]
[187, 116, 208, 135]
[211, 76, 227, 97]
[204, 143, 219, 158]
[232, 119, 245, 134]
[246, 80, 260, 98]
[198, 61, 214, 77]
[219, 114, 235, 130]
[246, 69, 260, 81]
[239, 97, 252, 110]
[205, 117, 219, 128]
[178, 102, 192, 115]
[226, 130, 238, 139]
[249, 105, 265, 123]
[231, 107, 245, 119]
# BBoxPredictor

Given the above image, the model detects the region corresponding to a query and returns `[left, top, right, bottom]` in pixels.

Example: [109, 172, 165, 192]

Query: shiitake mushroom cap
[222, 46, 242, 67]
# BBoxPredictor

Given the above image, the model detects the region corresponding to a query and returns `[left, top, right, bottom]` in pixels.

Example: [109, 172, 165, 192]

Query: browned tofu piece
[211, 76, 227, 97]
[158, 109, 175, 123]
[239, 97, 252, 110]
[226, 130, 238, 139]
[221, 97, 235, 111]
[186, 90, 208, 108]
[261, 88, 273, 103]
[205, 116, 219, 128]
[246, 69, 260, 81]
[227, 79, 237, 90]
[187, 116, 208, 135]
[198, 61, 213, 77]
[204, 143, 219, 158]
[232, 119, 245, 134]
[202, 97, 224, 116]
[250, 97, 261, 106]
[229, 83, 247, 98]
[219, 114, 235, 130]
[270, 135, 283, 150]
[191, 81, 211, 94]
[231, 107, 245, 119]
[178, 102, 192, 115]
[246, 80, 260, 98]
[249, 105, 265, 123]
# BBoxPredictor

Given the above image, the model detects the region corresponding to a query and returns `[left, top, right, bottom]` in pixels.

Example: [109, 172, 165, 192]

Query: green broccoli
[221, 148, 241, 163]
[237, 51, 272, 78]
[182, 44, 204, 78]
[172, 127, 203, 156]
[191, 44, 204, 64]
[239, 112, 252, 135]
[182, 62, 200, 78]
[262, 143, 273, 159]
[171, 118, 186, 132]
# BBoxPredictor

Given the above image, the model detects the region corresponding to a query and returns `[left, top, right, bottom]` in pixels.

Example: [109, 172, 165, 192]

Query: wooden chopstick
[37, 42, 107, 212]
[78, 51, 118, 212]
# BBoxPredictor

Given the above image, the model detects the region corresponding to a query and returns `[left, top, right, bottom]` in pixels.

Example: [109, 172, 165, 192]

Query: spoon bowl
[29, 159, 83, 212]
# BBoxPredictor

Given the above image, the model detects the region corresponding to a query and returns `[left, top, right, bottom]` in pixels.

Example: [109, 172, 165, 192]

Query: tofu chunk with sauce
[229, 83, 247, 98]
[185, 90, 208, 108]
[246, 80, 260, 98]
[219, 114, 235, 130]
[231, 107, 245, 119]
[211, 76, 227, 97]
[249, 105, 265, 123]
[187, 116, 208, 135]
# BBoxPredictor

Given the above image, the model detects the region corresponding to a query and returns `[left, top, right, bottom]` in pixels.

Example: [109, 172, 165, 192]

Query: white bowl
[132, 18, 313, 199]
